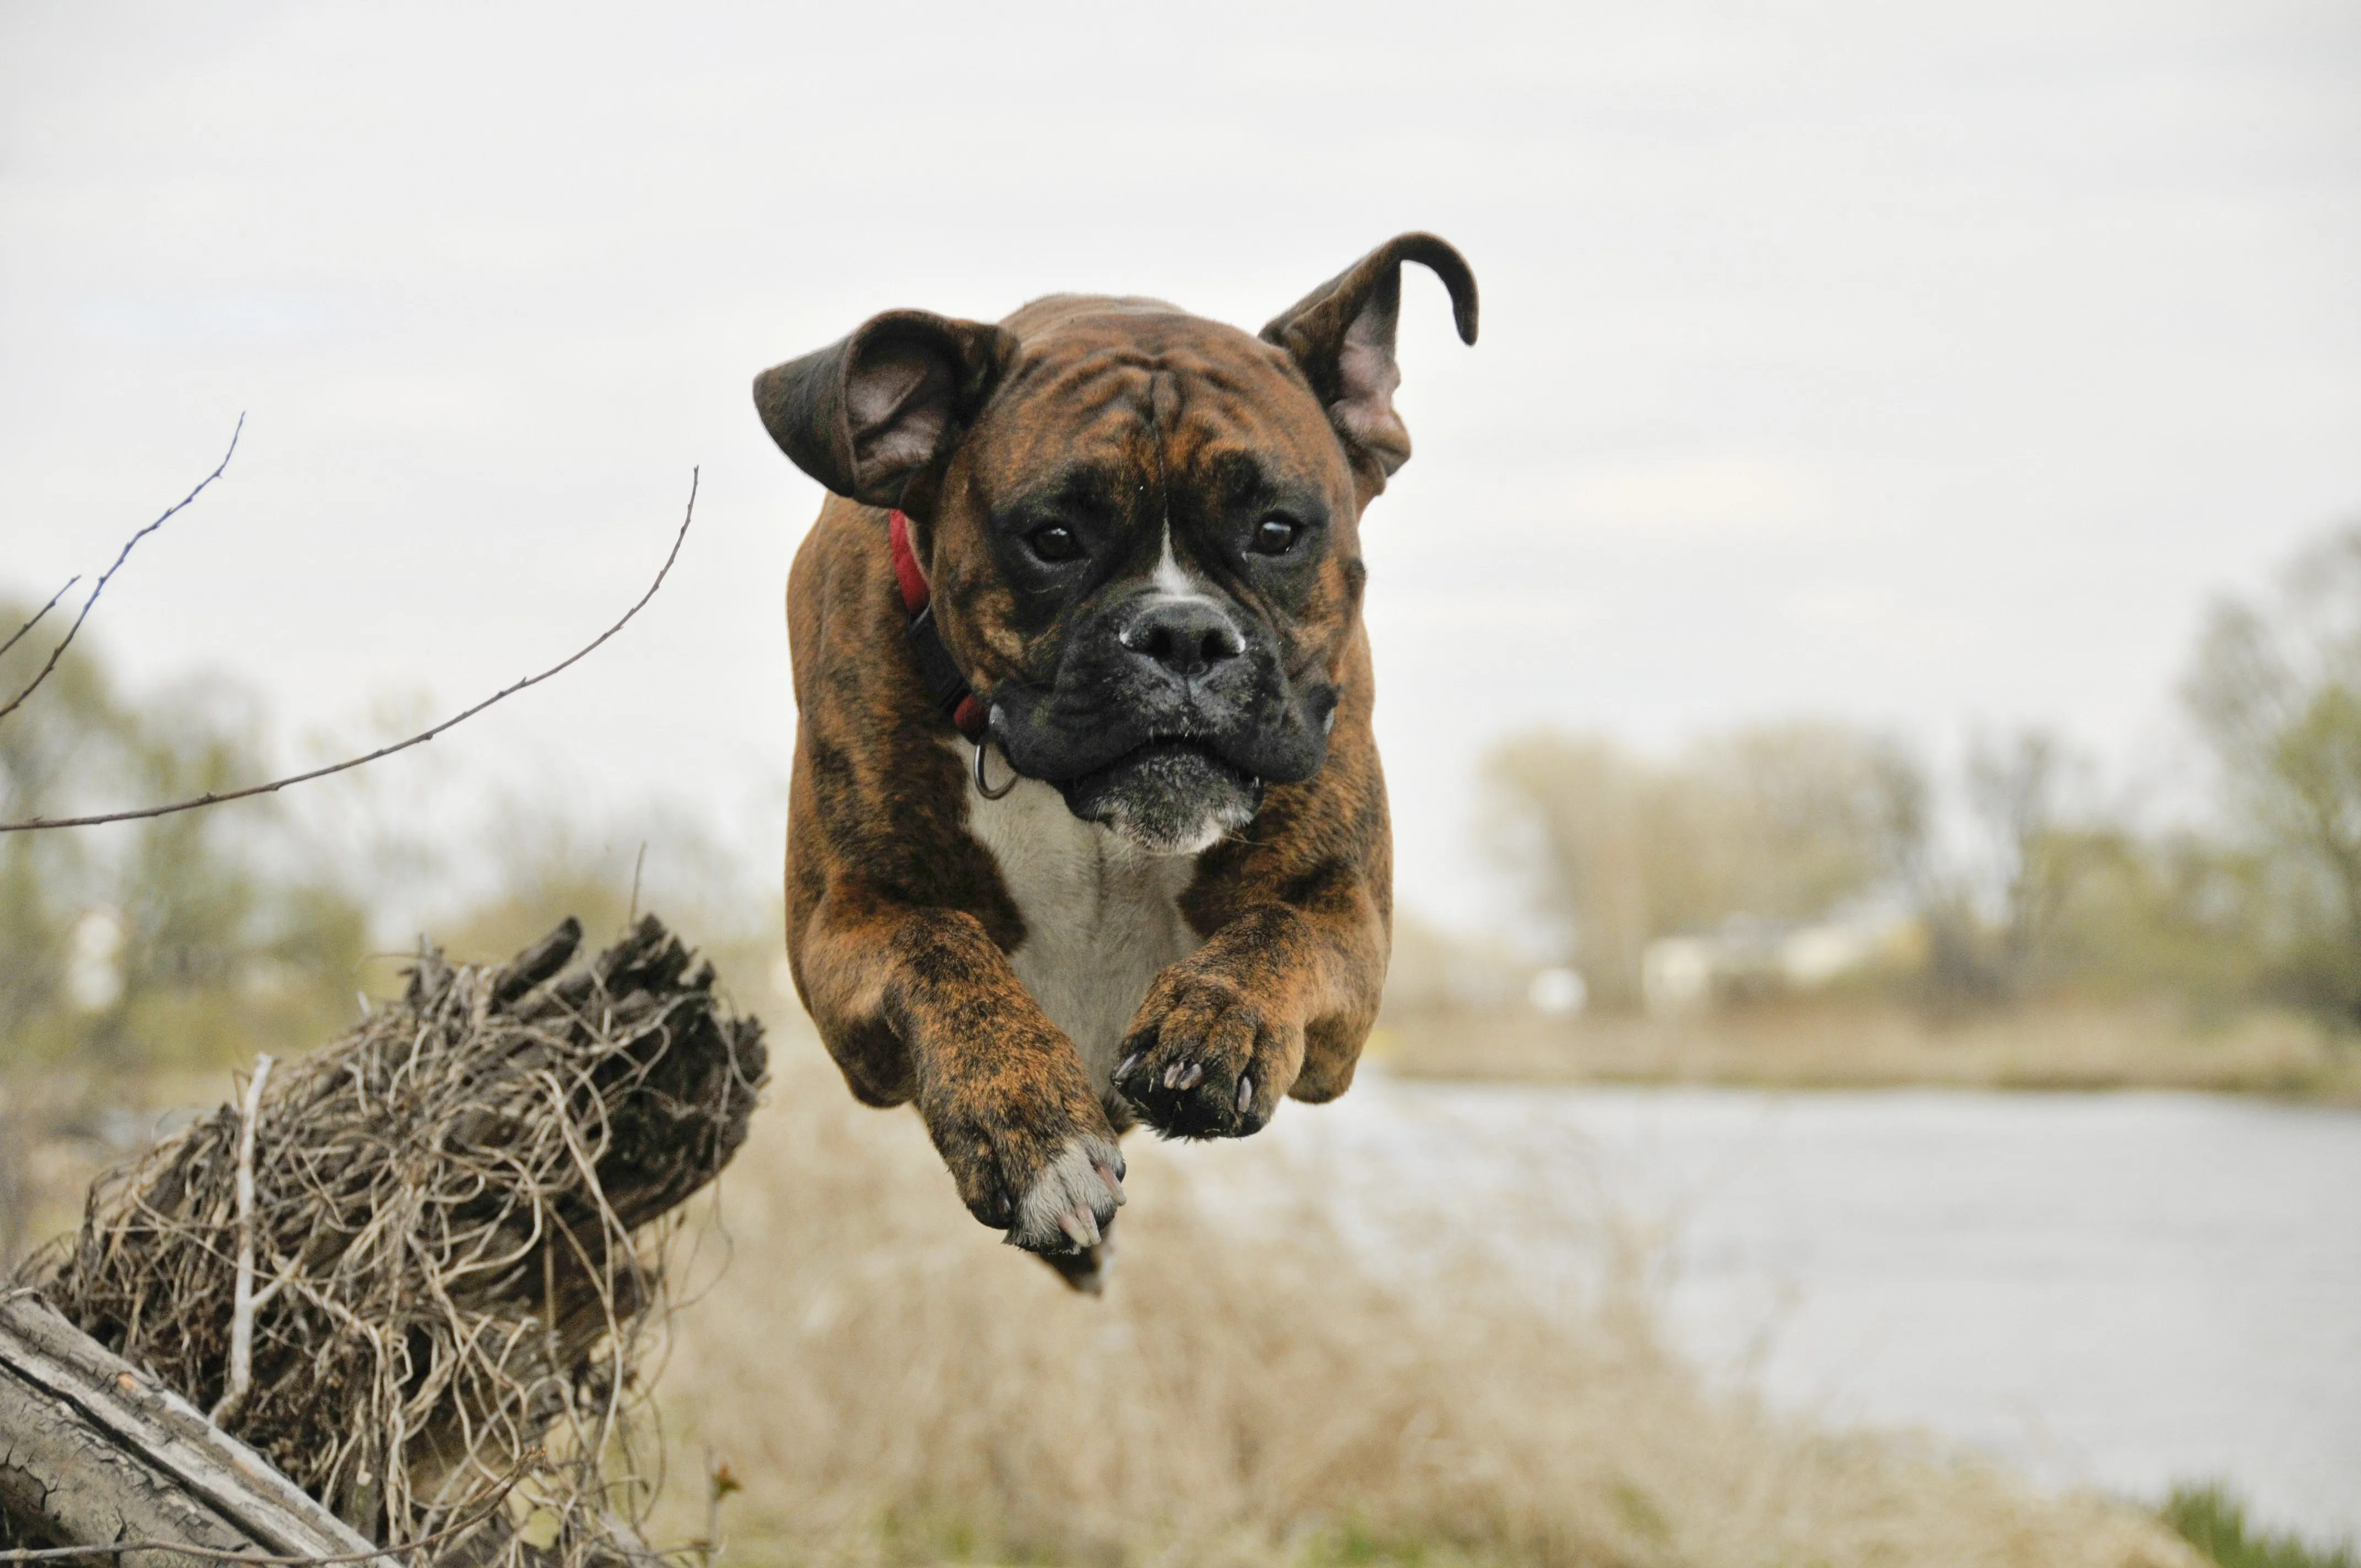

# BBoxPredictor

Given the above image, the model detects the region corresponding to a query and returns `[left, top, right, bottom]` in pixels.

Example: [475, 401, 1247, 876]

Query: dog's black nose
[1121, 601, 1245, 680]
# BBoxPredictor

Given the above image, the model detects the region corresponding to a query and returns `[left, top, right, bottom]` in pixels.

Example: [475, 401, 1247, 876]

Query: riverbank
[645, 1033, 2212, 1567]
[12, 1027, 2353, 1565]
[1290, 1075, 2361, 1542]
[1372, 1000, 2361, 1103]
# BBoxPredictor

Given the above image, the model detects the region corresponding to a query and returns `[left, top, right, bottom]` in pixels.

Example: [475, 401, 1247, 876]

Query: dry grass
[649, 1023, 2201, 1568]
[1374, 1001, 2361, 1103]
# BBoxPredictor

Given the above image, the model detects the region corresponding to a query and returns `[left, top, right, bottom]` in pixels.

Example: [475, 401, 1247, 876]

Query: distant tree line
[7, 519, 2358, 1082]
[1483, 521, 2361, 1026]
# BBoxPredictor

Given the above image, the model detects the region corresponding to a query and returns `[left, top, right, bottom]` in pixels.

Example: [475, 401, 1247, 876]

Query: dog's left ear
[753, 310, 1018, 508]
[1261, 232, 1478, 486]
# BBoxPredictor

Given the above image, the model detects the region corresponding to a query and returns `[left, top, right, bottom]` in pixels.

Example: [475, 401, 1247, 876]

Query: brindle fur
[762, 235, 1476, 1273]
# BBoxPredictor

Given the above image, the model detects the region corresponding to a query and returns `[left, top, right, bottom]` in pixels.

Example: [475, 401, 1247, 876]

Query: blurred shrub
[1480, 721, 1922, 1010]
[0, 598, 369, 1072]
[2161, 1482, 2356, 1568]
[1477, 709, 2321, 1024]
[2035, 829, 2272, 1014]
[1913, 727, 2109, 1012]
[1378, 911, 1537, 1020]
[2185, 522, 2361, 1022]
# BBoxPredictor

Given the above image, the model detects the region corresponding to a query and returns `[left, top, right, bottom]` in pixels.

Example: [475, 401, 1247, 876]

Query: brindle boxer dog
[754, 233, 1477, 1290]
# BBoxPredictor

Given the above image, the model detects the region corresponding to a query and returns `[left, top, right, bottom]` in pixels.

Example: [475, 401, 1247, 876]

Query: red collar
[887, 507, 932, 616]
[888, 510, 988, 740]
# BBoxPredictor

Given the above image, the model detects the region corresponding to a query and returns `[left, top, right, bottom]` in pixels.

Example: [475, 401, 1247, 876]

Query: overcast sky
[3, 0, 2356, 929]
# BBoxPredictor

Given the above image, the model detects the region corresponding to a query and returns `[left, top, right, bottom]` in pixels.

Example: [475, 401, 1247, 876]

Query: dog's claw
[1095, 1162, 1127, 1205]
[1058, 1205, 1101, 1250]
[1237, 1075, 1253, 1115]
[1116, 1052, 1142, 1086]
[1180, 1062, 1204, 1090]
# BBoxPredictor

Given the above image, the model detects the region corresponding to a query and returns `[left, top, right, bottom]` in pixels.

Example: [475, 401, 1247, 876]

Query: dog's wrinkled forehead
[899, 300, 1369, 669]
[967, 300, 1353, 529]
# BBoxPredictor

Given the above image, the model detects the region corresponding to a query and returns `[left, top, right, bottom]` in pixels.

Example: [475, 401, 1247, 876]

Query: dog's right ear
[1261, 233, 1477, 489]
[753, 311, 1018, 507]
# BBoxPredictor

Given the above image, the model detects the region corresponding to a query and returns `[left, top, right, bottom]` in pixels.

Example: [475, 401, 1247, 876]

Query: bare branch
[209, 1054, 275, 1427]
[0, 415, 245, 726]
[0, 576, 82, 665]
[0, 469, 699, 835]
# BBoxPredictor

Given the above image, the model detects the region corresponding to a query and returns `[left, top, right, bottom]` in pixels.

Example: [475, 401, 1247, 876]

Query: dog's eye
[1027, 524, 1084, 564]
[1250, 516, 1303, 557]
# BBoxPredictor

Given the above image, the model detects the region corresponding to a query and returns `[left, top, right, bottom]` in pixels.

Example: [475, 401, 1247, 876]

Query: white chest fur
[961, 758, 1205, 1093]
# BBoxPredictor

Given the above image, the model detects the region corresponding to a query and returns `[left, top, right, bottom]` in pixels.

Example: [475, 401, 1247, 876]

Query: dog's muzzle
[983, 597, 1335, 852]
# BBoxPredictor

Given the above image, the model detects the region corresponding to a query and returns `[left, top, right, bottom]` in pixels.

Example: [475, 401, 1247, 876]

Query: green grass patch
[2162, 1483, 2356, 1568]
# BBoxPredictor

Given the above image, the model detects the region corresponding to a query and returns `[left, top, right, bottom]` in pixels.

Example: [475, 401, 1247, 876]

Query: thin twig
[0, 1450, 534, 1566]
[0, 469, 699, 834]
[0, 416, 244, 726]
[0, 576, 81, 665]
[697, 1452, 737, 1568]
[210, 1054, 275, 1425]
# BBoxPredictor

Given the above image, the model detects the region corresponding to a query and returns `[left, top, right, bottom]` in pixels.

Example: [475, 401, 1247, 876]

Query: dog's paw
[1113, 970, 1298, 1139]
[1005, 1131, 1128, 1254]
[929, 1097, 1127, 1254]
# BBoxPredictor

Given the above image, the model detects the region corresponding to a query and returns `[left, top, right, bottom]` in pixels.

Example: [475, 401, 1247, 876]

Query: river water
[1207, 1077, 2361, 1542]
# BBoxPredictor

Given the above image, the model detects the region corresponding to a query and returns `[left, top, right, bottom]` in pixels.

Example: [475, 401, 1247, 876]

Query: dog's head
[754, 233, 1476, 855]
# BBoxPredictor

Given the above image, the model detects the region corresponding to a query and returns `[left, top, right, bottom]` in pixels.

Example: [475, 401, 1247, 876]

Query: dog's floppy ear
[1261, 233, 1478, 484]
[753, 310, 1018, 507]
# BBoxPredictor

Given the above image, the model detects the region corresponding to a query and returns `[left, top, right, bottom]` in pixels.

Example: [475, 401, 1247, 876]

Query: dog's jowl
[754, 234, 1477, 1289]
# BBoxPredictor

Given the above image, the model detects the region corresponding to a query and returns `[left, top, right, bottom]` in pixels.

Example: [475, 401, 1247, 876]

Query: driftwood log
[1, 915, 768, 1568]
[0, 1289, 401, 1568]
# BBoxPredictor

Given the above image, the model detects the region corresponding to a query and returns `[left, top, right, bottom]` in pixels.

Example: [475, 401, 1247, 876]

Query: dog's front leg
[1113, 893, 1384, 1140]
[797, 886, 1126, 1252]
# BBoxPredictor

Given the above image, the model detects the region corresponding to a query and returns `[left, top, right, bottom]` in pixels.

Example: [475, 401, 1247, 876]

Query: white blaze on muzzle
[1124, 526, 1244, 654]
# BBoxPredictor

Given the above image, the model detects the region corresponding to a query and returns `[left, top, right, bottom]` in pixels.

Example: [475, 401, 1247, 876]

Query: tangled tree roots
[28, 914, 769, 1568]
